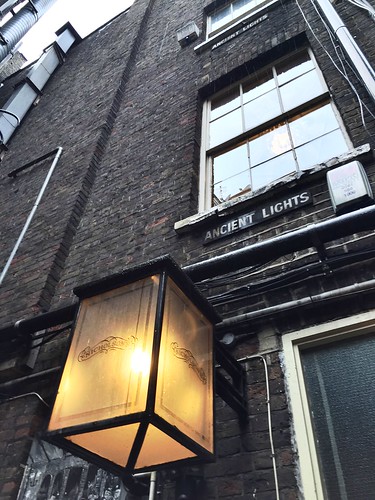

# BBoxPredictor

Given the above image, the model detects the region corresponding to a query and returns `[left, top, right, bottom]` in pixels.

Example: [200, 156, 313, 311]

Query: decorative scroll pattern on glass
[78, 335, 138, 362]
[171, 342, 207, 384]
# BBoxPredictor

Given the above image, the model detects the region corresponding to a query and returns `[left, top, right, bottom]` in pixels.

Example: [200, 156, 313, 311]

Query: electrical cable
[197, 257, 280, 290]
[309, 0, 375, 132]
[203, 246, 359, 293]
[295, 0, 375, 135]
[346, 0, 375, 19]
[206, 247, 375, 306]
[0, 391, 49, 406]
[310, 0, 375, 124]
[238, 354, 280, 500]
[210, 253, 368, 304]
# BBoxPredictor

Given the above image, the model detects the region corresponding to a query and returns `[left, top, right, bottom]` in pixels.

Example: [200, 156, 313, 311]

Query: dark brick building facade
[0, 0, 375, 498]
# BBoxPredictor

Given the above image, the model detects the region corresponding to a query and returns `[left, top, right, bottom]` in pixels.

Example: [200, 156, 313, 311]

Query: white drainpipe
[0, 147, 63, 286]
[314, 0, 375, 102]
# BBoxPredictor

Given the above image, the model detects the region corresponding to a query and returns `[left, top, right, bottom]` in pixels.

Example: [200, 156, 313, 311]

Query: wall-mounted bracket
[0, 303, 248, 422]
[214, 340, 247, 421]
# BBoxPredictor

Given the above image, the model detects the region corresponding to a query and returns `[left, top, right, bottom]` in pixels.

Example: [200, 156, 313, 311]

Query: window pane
[280, 71, 325, 112]
[276, 52, 314, 85]
[301, 334, 375, 499]
[249, 123, 291, 166]
[233, 0, 253, 16]
[209, 108, 243, 148]
[251, 151, 295, 190]
[210, 5, 232, 32]
[295, 130, 348, 170]
[243, 88, 281, 130]
[211, 87, 241, 120]
[213, 143, 249, 184]
[213, 143, 250, 203]
[205, 51, 346, 208]
[289, 104, 341, 147]
[213, 170, 251, 204]
[243, 68, 275, 102]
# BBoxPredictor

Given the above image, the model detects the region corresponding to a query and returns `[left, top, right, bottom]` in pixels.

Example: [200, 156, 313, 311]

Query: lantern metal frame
[45, 255, 220, 476]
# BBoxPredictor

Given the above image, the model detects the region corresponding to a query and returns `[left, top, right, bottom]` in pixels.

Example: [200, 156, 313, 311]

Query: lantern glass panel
[155, 278, 214, 453]
[135, 424, 196, 469]
[66, 423, 140, 467]
[48, 276, 159, 431]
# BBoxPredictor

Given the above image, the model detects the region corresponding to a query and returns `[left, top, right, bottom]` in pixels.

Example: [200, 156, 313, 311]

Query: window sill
[194, 0, 278, 54]
[174, 144, 372, 234]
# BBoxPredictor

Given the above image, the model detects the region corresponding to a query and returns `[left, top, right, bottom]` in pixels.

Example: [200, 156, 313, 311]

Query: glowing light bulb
[131, 348, 151, 375]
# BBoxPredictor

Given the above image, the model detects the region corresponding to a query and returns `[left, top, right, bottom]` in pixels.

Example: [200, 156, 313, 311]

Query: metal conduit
[0, 147, 62, 286]
[183, 204, 375, 281]
[218, 277, 375, 328]
[0, 366, 61, 389]
[0, 0, 57, 63]
[1, 206, 375, 338]
[313, 0, 375, 103]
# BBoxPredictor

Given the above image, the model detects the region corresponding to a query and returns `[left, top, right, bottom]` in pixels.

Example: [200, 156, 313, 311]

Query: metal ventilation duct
[0, 24, 77, 146]
[0, 0, 24, 18]
[0, 0, 57, 63]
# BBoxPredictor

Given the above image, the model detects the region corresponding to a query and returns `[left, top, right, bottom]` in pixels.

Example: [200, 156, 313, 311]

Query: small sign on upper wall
[211, 14, 268, 50]
[327, 161, 373, 213]
[203, 190, 312, 244]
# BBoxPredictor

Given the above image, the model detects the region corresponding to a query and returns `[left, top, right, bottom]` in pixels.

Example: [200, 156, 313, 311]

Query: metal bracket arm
[214, 340, 247, 421]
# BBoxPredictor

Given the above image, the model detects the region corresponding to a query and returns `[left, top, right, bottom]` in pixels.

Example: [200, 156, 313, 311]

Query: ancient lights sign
[204, 191, 312, 244]
[211, 14, 268, 50]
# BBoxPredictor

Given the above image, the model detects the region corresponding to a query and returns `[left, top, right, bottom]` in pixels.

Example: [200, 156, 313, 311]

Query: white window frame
[282, 310, 375, 500]
[199, 48, 350, 212]
[206, 0, 272, 38]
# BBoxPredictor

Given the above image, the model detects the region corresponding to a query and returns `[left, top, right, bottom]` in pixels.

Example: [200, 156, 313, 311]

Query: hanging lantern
[45, 256, 218, 475]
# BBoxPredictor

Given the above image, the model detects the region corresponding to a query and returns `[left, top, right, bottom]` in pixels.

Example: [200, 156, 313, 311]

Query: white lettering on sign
[203, 191, 312, 244]
[212, 14, 268, 50]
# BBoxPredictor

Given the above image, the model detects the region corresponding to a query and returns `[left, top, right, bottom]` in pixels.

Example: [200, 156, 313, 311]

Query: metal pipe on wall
[0, 0, 57, 63]
[219, 276, 375, 328]
[1, 205, 375, 337]
[0, 147, 63, 286]
[183, 204, 375, 281]
[313, 0, 375, 102]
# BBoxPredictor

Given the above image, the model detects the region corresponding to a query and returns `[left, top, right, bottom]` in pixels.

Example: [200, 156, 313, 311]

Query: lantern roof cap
[73, 254, 221, 324]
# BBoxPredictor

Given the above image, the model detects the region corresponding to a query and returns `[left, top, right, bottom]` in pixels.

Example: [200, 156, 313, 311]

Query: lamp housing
[46, 256, 218, 475]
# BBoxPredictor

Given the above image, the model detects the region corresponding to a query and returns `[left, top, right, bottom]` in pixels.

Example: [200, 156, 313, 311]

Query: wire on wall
[346, 0, 375, 20]
[0, 391, 49, 407]
[239, 354, 280, 500]
[294, 0, 375, 135]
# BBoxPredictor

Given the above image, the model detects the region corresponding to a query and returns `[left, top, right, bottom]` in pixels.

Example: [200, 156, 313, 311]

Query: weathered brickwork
[0, 396, 47, 500]
[0, 0, 374, 497]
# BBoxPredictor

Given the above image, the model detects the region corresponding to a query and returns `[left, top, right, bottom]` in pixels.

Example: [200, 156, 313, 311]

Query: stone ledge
[194, 0, 278, 54]
[174, 144, 373, 233]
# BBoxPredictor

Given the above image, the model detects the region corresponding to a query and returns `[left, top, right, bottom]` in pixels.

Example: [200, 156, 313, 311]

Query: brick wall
[0, 0, 374, 497]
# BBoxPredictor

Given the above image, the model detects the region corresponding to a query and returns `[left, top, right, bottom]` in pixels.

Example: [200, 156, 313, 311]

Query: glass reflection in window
[295, 130, 348, 170]
[213, 170, 251, 204]
[210, 108, 243, 148]
[244, 89, 281, 130]
[289, 104, 340, 147]
[249, 123, 291, 166]
[276, 52, 314, 85]
[280, 71, 324, 112]
[211, 88, 241, 121]
[251, 151, 295, 190]
[204, 50, 349, 210]
[213, 143, 249, 185]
